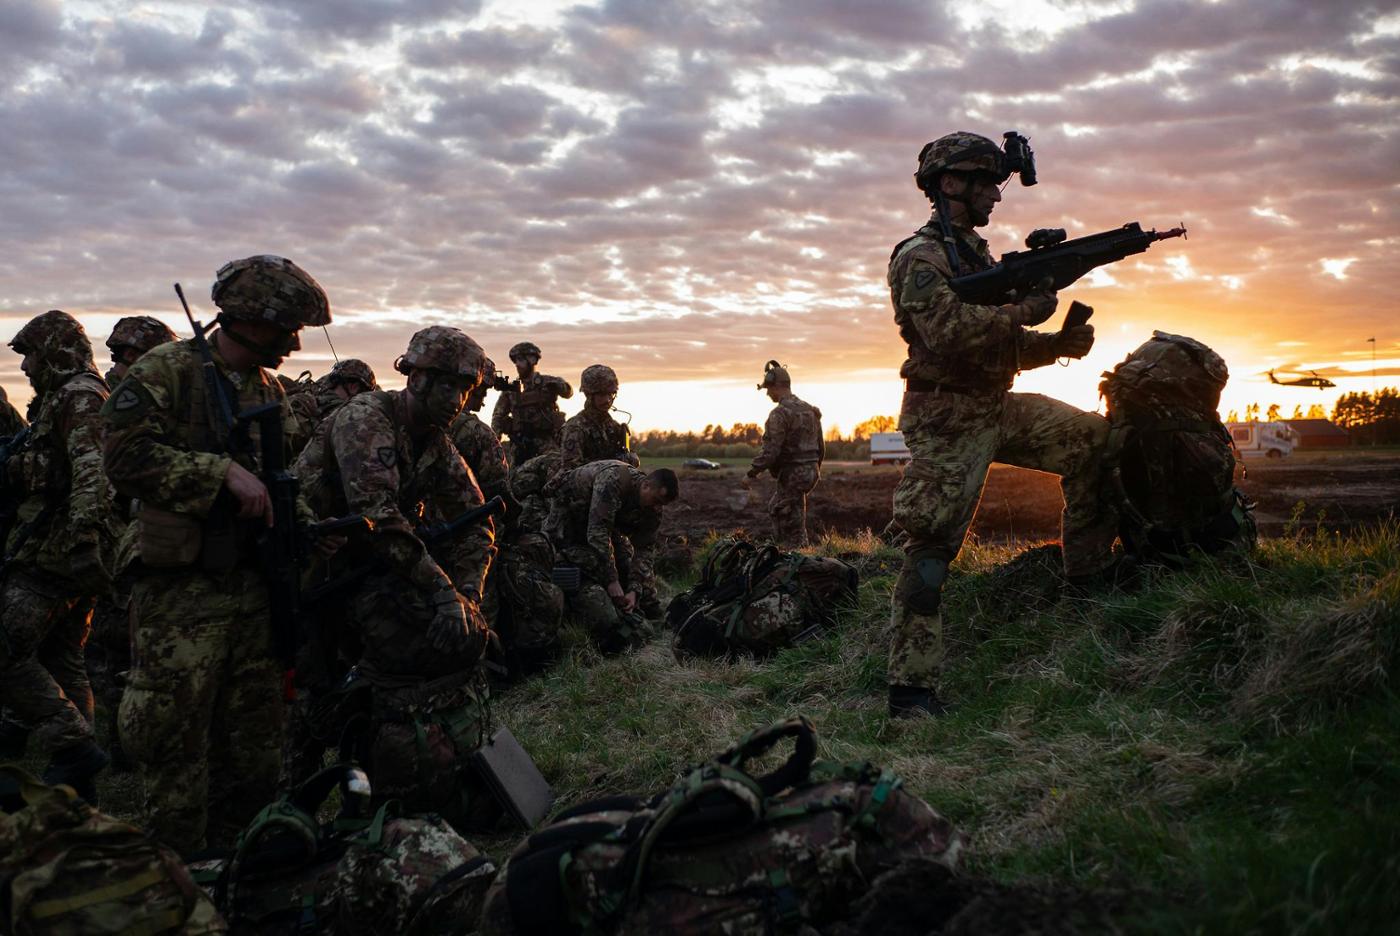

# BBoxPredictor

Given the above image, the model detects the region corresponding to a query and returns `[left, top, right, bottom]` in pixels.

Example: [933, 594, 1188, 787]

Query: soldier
[883, 131, 1113, 718]
[491, 341, 572, 466]
[294, 325, 497, 829]
[558, 364, 636, 475]
[286, 358, 379, 455]
[747, 360, 824, 547]
[1, 311, 119, 802]
[102, 255, 332, 851]
[449, 356, 510, 505]
[105, 315, 178, 388]
[0, 386, 27, 438]
[546, 461, 678, 652]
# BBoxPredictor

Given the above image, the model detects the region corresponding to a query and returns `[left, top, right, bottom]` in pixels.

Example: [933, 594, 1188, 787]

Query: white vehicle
[1226, 421, 1297, 459]
[870, 431, 911, 465]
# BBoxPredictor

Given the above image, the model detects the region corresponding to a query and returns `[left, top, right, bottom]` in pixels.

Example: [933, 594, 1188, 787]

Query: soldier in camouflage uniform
[102, 255, 332, 851]
[747, 360, 824, 547]
[491, 342, 572, 466]
[450, 357, 510, 505]
[0, 311, 119, 803]
[884, 132, 1111, 718]
[104, 316, 178, 389]
[0, 386, 28, 439]
[286, 359, 378, 448]
[558, 364, 637, 475]
[545, 461, 678, 652]
[294, 326, 496, 829]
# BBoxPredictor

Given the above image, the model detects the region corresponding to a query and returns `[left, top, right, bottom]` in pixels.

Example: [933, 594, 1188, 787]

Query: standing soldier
[884, 131, 1112, 718]
[105, 316, 178, 388]
[545, 461, 677, 651]
[1, 311, 119, 802]
[294, 325, 496, 829]
[491, 342, 572, 466]
[557, 364, 636, 474]
[102, 255, 331, 851]
[450, 356, 510, 505]
[747, 360, 824, 547]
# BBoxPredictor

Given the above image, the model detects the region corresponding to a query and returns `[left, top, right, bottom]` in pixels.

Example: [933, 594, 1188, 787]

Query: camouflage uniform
[491, 373, 572, 466]
[509, 451, 561, 534]
[0, 386, 26, 439]
[558, 408, 634, 474]
[1, 312, 117, 781]
[450, 412, 510, 506]
[295, 327, 496, 828]
[546, 461, 661, 651]
[286, 359, 378, 456]
[750, 367, 823, 547]
[104, 315, 178, 389]
[102, 256, 329, 852]
[886, 135, 1117, 699]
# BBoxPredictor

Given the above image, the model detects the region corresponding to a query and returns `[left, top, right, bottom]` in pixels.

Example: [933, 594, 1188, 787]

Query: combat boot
[42, 738, 110, 806]
[888, 685, 948, 719]
[0, 717, 30, 759]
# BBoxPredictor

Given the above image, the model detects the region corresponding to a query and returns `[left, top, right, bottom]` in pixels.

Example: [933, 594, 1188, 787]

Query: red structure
[1283, 419, 1350, 450]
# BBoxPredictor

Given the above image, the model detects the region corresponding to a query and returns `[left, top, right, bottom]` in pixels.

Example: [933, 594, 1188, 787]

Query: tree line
[633, 415, 900, 461]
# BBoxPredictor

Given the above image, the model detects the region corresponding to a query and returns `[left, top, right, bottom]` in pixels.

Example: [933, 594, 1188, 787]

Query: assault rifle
[948, 222, 1187, 305]
[0, 426, 36, 567]
[304, 495, 507, 606]
[173, 284, 371, 669]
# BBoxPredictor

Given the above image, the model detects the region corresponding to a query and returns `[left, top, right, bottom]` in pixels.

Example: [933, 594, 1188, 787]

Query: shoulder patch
[112, 385, 141, 412]
[101, 379, 157, 426]
[377, 446, 398, 469]
[914, 269, 938, 291]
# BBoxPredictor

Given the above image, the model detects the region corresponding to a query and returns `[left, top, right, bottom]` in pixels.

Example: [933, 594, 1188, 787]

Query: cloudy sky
[2, 0, 1397, 431]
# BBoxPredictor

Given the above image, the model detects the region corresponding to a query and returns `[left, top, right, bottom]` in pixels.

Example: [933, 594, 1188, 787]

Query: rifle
[305, 495, 507, 605]
[0, 427, 40, 568]
[948, 222, 1187, 305]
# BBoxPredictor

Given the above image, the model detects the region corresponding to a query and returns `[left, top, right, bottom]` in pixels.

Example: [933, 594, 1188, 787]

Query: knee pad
[901, 557, 949, 615]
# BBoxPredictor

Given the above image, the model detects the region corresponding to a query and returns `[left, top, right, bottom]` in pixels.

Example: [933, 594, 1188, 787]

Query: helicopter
[1266, 369, 1336, 390]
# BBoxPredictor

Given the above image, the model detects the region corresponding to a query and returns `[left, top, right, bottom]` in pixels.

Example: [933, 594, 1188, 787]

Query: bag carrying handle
[716, 716, 818, 797]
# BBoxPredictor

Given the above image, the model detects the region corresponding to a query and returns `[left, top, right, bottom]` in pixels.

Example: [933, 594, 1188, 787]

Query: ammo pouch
[135, 504, 204, 568]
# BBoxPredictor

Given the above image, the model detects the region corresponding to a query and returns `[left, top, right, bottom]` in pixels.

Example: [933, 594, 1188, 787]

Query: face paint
[423, 375, 472, 428]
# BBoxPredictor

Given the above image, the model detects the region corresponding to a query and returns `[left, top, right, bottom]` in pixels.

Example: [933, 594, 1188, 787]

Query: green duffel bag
[669, 539, 858, 658]
[0, 765, 225, 935]
[478, 716, 961, 936]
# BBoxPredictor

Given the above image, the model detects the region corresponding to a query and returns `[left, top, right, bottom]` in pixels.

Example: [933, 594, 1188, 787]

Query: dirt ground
[661, 449, 1400, 552]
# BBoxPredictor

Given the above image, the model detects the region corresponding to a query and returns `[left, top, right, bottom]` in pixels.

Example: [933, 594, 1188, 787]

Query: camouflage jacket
[449, 411, 510, 504]
[0, 390, 27, 438]
[548, 460, 659, 589]
[7, 371, 119, 581]
[295, 390, 495, 599]
[102, 338, 308, 566]
[286, 386, 348, 457]
[888, 210, 1060, 392]
[558, 407, 631, 475]
[751, 394, 823, 473]
[490, 373, 571, 444]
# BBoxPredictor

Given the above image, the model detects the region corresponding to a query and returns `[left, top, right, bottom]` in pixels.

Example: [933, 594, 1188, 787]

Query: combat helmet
[916, 130, 1036, 198]
[326, 358, 379, 391]
[211, 255, 331, 330]
[580, 364, 618, 395]
[106, 316, 177, 355]
[395, 325, 486, 380]
[10, 310, 98, 391]
[509, 341, 541, 362]
[757, 359, 791, 390]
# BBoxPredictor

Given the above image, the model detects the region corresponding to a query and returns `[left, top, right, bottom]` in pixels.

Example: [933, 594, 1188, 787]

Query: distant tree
[1245, 403, 1260, 422]
[1226, 409, 1239, 423]
[852, 415, 898, 440]
[1306, 404, 1326, 419]
[1266, 403, 1281, 422]
[1332, 387, 1400, 445]
[1290, 404, 1304, 419]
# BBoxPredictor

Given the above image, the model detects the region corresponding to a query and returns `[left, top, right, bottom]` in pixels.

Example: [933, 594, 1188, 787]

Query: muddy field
[660, 449, 1400, 552]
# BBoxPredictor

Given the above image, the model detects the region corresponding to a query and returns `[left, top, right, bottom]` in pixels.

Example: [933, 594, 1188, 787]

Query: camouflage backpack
[1100, 331, 1256, 563]
[478, 716, 961, 936]
[0, 765, 225, 934]
[190, 766, 496, 935]
[668, 538, 858, 658]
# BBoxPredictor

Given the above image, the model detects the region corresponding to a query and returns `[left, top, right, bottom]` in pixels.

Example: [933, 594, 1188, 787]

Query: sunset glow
[1, 0, 1395, 431]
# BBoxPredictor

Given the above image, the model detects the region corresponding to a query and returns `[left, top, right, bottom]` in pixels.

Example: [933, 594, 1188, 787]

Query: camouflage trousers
[769, 462, 820, 547]
[496, 533, 565, 669]
[120, 567, 284, 854]
[0, 568, 95, 755]
[888, 390, 1117, 687]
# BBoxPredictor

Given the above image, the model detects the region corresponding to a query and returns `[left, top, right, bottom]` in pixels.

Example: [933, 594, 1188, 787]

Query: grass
[17, 523, 1398, 933]
[491, 523, 1400, 934]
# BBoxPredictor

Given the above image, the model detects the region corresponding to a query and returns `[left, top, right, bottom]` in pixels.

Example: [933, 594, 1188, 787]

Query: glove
[746, 467, 762, 479]
[428, 585, 488, 658]
[1054, 324, 1096, 359]
[1007, 277, 1058, 327]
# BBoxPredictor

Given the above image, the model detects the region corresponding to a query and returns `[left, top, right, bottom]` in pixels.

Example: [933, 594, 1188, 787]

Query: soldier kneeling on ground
[544, 461, 678, 653]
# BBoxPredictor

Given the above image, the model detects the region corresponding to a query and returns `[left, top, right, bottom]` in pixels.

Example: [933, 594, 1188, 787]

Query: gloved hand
[1006, 277, 1058, 327]
[746, 466, 762, 479]
[1054, 324, 1096, 359]
[428, 586, 470, 653]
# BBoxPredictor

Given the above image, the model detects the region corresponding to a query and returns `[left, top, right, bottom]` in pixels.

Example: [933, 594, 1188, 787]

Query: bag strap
[715, 715, 818, 797]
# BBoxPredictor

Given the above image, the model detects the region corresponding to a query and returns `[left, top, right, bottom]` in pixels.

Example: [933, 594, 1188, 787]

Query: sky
[1, 0, 1397, 432]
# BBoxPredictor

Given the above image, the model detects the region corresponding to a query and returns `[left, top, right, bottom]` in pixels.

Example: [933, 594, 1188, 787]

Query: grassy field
[493, 522, 1400, 933]
[15, 521, 1397, 933]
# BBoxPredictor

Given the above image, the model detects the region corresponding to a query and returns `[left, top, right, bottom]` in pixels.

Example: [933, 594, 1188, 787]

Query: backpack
[190, 765, 496, 935]
[668, 538, 858, 658]
[1099, 332, 1257, 563]
[0, 765, 225, 935]
[478, 716, 961, 936]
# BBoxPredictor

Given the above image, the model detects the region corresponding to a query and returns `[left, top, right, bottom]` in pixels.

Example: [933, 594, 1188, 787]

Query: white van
[870, 431, 911, 465]
[1226, 421, 1297, 459]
